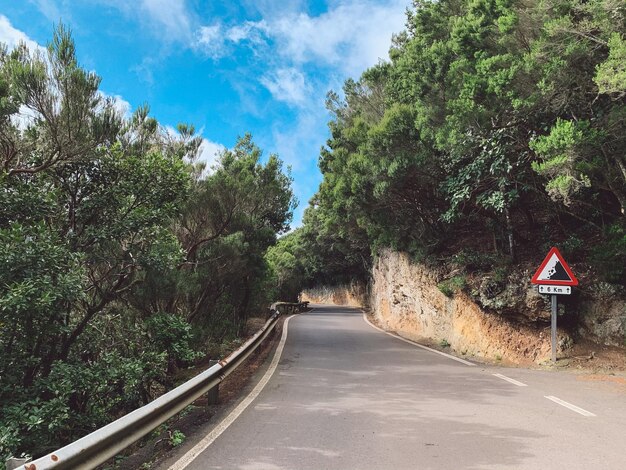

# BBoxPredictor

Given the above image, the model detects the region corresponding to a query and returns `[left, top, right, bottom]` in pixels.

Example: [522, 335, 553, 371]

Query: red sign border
[531, 247, 579, 286]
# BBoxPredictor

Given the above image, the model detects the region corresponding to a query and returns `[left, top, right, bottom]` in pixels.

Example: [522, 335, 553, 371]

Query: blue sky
[0, 0, 409, 226]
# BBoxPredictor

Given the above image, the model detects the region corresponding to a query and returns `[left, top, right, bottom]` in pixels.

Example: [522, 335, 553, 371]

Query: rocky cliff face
[369, 250, 560, 364]
[302, 249, 625, 364]
[576, 283, 626, 347]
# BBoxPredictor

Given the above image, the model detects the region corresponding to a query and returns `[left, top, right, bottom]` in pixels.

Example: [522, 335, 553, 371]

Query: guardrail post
[6, 457, 31, 470]
[207, 360, 219, 405]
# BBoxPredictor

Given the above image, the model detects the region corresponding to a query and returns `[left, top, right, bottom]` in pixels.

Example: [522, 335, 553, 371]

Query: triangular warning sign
[531, 247, 578, 286]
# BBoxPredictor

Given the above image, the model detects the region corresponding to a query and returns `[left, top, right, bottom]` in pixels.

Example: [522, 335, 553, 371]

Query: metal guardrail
[271, 301, 308, 314]
[12, 310, 282, 470]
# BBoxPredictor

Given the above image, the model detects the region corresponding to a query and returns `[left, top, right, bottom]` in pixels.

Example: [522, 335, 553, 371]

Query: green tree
[0, 26, 191, 461]
[154, 134, 297, 339]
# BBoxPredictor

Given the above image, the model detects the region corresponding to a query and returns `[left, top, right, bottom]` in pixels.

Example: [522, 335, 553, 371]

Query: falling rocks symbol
[546, 260, 570, 281]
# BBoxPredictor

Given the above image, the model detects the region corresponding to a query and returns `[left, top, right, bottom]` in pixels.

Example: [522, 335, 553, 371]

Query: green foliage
[265, 231, 307, 302]
[145, 312, 201, 365]
[530, 119, 595, 204]
[169, 430, 185, 447]
[589, 222, 626, 284]
[559, 235, 585, 259]
[167, 133, 296, 339]
[438, 276, 468, 298]
[595, 32, 626, 96]
[0, 25, 295, 464]
[452, 249, 501, 272]
[492, 266, 509, 284]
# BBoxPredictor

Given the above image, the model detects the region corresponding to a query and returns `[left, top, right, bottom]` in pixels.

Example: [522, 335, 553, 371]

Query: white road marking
[169, 315, 296, 470]
[362, 312, 475, 366]
[544, 396, 596, 417]
[493, 373, 527, 387]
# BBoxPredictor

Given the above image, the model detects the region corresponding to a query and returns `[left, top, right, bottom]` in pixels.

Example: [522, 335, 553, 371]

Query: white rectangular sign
[538, 285, 571, 295]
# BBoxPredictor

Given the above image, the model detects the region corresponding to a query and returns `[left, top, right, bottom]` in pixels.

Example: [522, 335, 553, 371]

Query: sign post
[551, 294, 557, 363]
[531, 247, 578, 363]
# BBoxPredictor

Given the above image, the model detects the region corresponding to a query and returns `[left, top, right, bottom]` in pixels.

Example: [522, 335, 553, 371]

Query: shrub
[438, 275, 467, 297]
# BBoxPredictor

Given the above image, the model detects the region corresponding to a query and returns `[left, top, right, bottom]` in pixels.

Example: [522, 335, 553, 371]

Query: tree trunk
[504, 205, 515, 261]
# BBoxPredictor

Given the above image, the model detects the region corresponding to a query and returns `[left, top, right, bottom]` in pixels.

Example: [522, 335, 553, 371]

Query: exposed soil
[99, 315, 285, 470]
[365, 310, 626, 379]
[554, 339, 626, 373]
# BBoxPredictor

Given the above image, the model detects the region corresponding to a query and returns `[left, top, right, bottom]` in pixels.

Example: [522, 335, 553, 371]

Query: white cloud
[1, 16, 45, 131]
[198, 138, 224, 169]
[260, 68, 310, 106]
[99, 91, 132, 118]
[196, 24, 226, 59]
[140, 0, 193, 41]
[270, 111, 325, 172]
[29, 0, 62, 22]
[95, 0, 193, 43]
[11, 105, 41, 130]
[163, 124, 181, 140]
[195, 20, 268, 59]
[0, 14, 43, 52]
[191, 2, 409, 226]
[11, 92, 131, 131]
[241, 0, 307, 18]
[226, 20, 267, 43]
[193, 1, 407, 76]
[268, 0, 408, 75]
[131, 56, 157, 86]
[253, 109, 325, 227]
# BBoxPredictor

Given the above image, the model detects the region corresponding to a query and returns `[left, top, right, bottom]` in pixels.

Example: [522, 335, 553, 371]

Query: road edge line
[544, 395, 596, 417]
[168, 314, 297, 470]
[493, 373, 527, 387]
[361, 312, 475, 367]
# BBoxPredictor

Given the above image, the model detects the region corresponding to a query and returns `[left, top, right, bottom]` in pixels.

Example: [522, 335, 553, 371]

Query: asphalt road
[170, 304, 626, 470]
